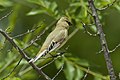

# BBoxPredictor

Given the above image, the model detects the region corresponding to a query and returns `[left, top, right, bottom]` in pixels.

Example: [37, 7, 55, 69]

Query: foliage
[0, 0, 120, 80]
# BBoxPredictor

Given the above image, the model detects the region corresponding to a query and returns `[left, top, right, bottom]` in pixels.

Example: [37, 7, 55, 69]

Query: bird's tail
[29, 50, 47, 63]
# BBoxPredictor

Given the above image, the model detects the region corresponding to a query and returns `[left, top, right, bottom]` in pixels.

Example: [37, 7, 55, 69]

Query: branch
[97, 0, 117, 11]
[82, 67, 89, 80]
[0, 29, 51, 80]
[52, 64, 64, 80]
[12, 25, 41, 38]
[97, 43, 120, 54]
[109, 43, 120, 53]
[0, 10, 13, 21]
[88, 0, 116, 80]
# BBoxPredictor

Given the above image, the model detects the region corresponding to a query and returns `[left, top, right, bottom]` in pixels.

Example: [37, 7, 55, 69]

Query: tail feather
[29, 41, 60, 63]
[29, 50, 46, 63]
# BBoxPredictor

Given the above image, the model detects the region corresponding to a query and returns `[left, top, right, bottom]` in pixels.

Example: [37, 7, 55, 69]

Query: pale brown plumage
[29, 16, 71, 63]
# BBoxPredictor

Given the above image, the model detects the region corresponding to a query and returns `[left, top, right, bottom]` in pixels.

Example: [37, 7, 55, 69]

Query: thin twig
[99, 43, 120, 53]
[0, 10, 13, 21]
[88, 0, 116, 80]
[13, 25, 41, 38]
[87, 10, 92, 16]
[118, 72, 120, 79]
[40, 58, 55, 69]
[82, 67, 89, 80]
[109, 43, 120, 53]
[1, 58, 22, 80]
[97, 0, 117, 11]
[52, 64, 64, 80]
[96, 49, 103, 54]
[81, 22, 97, 37]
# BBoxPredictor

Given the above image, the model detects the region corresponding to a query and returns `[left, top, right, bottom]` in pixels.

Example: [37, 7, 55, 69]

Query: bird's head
[57, 16, 72, 29]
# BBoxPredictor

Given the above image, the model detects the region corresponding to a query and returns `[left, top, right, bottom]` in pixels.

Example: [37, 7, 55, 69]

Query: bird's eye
[65, 20, 72, 26]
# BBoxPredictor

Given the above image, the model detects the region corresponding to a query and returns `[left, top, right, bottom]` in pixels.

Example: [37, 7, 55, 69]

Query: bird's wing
[47, 29, 67, 53]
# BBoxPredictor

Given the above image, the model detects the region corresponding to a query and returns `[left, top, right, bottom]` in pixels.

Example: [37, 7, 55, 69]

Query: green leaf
[74, 67, 84, 80]
[64, 61, 75, 80]
[5, 77, 21, 80]
[114, 5, 120, 11]
[90, 25, 97, 33]
[94, 76, 102, 80]
[6, 4, 20, 33]
[0, 0, 13, 7]
[0, 35, 5, 47]
[68, 57, 89, 67]
[55, 59, 64, 69]
[27, 9, 46, 16]
[49, 2, 57, 12]
[80, 7, 87, 18]
[70, 3, 80, 7]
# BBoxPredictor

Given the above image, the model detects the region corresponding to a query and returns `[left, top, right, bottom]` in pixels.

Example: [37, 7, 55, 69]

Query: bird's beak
[68, 21, 72, 26]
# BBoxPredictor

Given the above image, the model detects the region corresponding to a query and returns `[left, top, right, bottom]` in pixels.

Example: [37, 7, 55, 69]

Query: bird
[29, 16, 72, 63]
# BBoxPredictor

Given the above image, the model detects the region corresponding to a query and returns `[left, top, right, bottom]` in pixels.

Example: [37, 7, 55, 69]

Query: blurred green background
[0, 0, 120, 80]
